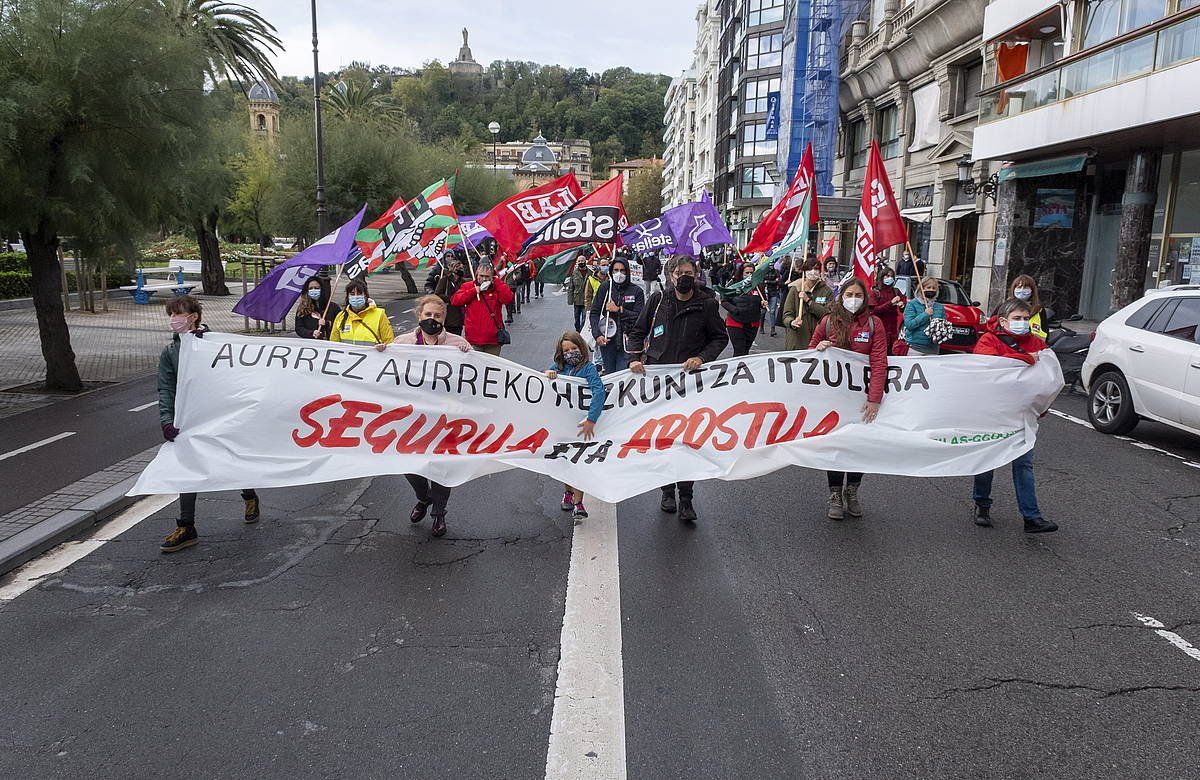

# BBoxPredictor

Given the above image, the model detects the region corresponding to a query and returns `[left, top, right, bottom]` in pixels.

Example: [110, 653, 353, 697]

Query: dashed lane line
[1132, 612, 1200, 664]
[1047, 409, 1200, 470]
[0, 432, 76, 462]
[128, 401, 157, 413]
[545, 499, 626, 779]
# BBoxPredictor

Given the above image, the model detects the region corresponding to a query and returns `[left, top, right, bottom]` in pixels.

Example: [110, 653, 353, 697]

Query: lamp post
[957, 154, 999, 205]
[311, 0, 328, 238]
[488, 121, 500, 174]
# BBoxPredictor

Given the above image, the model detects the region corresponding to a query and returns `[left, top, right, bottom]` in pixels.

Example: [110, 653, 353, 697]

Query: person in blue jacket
[544, 331, 607, 521]
[902, 277, 947, 355]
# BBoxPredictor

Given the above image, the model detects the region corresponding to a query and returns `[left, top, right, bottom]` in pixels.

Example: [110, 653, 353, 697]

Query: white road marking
[1047, 409, 1200, 469]
[0, 432, 76, 462]
[1047, 409, 1090, 427]
[127, 401, 157, 412]
[545, 499, 626, 780]
[0, 494, 176, 602]
[1131, 612, 1200, 664]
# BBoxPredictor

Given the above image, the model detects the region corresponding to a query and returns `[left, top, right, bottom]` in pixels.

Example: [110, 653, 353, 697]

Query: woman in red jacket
[449, 263, 515, 355]
[868, 263, 906, 353]
[810, 276, 888, 521]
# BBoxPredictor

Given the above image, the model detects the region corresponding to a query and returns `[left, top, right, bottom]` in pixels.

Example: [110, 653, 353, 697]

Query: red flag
[522, 175, 628, 260]
[742, 142, 820, 254]
[817, 235, 836, 263]
[852, 141, 907, 284]
[478, 173, 584, 257]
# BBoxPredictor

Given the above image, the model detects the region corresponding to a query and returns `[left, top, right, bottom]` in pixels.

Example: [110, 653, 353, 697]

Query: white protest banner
[130, 334, 1063, 504]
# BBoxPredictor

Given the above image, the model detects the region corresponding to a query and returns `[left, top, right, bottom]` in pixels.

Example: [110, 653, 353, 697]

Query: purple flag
[663, 192, 734, 257]
[459, 213, 494, 248]
[619, 216, 677, 254]
[233, 205, 366, 323]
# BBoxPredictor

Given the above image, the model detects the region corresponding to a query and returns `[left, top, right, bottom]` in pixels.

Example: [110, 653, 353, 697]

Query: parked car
[894, 276, 986, 353]
[1082, 285, 1200, 437]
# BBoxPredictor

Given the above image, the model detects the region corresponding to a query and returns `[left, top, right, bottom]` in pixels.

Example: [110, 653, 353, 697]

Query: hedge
[0, 270, 125, 300]
[0, 252, 28, 273]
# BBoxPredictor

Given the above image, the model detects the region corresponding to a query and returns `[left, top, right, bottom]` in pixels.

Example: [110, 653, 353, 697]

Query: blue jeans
[573, 305, 586, 332]
[768, 293, 781, 331]
[973, 449, 1041, 520]
[599, 338, 630, 374]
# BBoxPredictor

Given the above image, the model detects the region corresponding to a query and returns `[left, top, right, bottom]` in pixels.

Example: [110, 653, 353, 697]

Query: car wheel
[1087, 370, 1138, 435]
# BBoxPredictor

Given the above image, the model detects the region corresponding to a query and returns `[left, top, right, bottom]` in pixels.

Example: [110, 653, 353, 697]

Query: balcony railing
[980, 10, 1200, 124]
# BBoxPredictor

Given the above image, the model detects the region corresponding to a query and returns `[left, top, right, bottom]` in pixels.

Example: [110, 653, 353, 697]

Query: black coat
[295, 300, 341, 340]
[720, 292, 763, 326]
[589, 279, 645, 339]
[628, 287, 729, 366]
[640, 254, 662, 280]
[435, 271, 467, 331]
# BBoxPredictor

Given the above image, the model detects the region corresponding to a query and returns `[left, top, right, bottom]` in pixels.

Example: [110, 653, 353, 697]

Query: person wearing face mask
[589, 256, 645, 373]
[810, 277, 888, 521]
[869, 263, 906, 353]
[434, 253, 468, 335]
[330, 279, 394, 351]
[782, 258, 834, 352]
[897, 251, 926, 278]
[970, 298, 1058, 533]
[294, 276, 340, 340]
[627, 256, 729, 525]
[1008, 274, 1047, 339]
[584, 259, 608, 319]
[544, 331, 608, 521]
[902, 278, 947, 355]
[450, 263, 515, 355]
[720, 262, 767, 357]
[822, 257, 842, 293]
[566, 253, 591, 332]
[157, 296, 261, 553]
[393, 295, 473, 537]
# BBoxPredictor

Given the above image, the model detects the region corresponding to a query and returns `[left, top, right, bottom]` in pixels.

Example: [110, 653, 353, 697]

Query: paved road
[1, 290, 1198, 778]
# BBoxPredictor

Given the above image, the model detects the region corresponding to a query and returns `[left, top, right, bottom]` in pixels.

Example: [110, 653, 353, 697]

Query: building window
[744, 32, 784, 70]
[743, 77, 781, 113]
[1081, 0, 1168, 50]
[741, 122, 777, 157]
[850, 119, 869, 168]
[740, 165, 772, 199]
[877, 105, 900, 159]
[747, 0, 786, 26]
[959, 61, 983, 115]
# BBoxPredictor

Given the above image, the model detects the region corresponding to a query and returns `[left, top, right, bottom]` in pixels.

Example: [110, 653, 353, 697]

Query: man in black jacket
[589, 256, 645, 373]
[627, 256, 729, 525]
[639, 251, 663, 297]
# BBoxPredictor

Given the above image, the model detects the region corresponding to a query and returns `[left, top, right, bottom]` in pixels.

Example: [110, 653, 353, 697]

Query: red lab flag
[521, 174, 628, 261]
[853, 141, 907, 284]
[478, 173, 584, 257]
[742, 142, 821, 255]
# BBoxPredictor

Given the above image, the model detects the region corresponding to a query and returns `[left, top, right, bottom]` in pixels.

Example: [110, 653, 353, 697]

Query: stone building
[661, 71, 698, 207]
[609, 158, 664, 195]
[482, 136, 594, 192]
[248, 81, 280, 141]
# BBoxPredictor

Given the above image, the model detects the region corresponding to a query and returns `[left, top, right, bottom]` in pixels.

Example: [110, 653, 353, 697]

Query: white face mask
[843, 296, 864, 313]
[612, 271, 627, 284]
[1013, 287, 1033, 301]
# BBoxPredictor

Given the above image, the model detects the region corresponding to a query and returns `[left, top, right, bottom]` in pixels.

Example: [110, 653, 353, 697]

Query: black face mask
[675, 275, 696, 293]
[418, 318, 444, 336]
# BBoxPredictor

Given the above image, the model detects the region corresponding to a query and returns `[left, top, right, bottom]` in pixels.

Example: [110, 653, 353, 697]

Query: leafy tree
[223, 140, 277, 247]
[326, 80, 406, 126]
[623, 164, 665, 225]
[0, 0, 212, 390]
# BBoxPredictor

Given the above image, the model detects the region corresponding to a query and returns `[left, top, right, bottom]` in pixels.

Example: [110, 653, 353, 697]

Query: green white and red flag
[349, 179, 462, 278]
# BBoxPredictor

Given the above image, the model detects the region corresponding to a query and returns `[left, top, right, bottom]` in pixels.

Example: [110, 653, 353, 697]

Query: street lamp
[957, 154, 999, 205]
[311, 0, 328, 238]
[488, 121, 500, 174]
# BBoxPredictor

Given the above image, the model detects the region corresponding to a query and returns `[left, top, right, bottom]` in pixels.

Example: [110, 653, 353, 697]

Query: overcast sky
[251, 1, 698, 79]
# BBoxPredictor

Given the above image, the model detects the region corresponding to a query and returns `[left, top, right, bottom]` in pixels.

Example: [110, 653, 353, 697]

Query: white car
[1082, 286, 1200, 437]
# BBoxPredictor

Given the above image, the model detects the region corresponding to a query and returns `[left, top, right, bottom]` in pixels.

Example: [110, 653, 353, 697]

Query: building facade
[609, 158, 665, 195]
[692, 1, 722, 202]
[482, 137, 593, 192]
[974, 0, 1200, 317]
[248, 81, 280, 141]
[661, 71, 698, 207]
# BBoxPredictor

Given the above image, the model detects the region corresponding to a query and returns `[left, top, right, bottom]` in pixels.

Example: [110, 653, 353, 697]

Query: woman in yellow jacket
[330, 280, 394, 350]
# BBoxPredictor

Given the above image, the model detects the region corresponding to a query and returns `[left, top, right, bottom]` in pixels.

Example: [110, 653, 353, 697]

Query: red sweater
[450, 279, 515, 346]
[973, 317, 1047, 365]
[810, 313, 889, 403]
[869, 284, 906, 342]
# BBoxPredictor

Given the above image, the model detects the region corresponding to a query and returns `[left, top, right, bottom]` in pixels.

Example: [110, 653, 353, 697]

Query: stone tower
[449, 28, 484, 77]
[248, 81, 280, 140]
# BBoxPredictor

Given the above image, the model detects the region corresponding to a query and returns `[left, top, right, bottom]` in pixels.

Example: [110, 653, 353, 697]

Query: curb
[0, 476, 139, 577]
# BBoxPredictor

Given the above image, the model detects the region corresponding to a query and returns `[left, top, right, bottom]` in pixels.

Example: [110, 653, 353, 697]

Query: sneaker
[161, 524, 198, 553]
[660, 491, 677, 514]
[974, 505, 992, 527]
[573, 503, 588, 520]
[431, 513, 447, 537]
[561, 491, 574, 512]
[678, 499, 697, 525]
[1024, 517, 1058, 534]
[827, 490, 844, 520]
[844, 484, 863, 518]
[244, 496, 260, 524]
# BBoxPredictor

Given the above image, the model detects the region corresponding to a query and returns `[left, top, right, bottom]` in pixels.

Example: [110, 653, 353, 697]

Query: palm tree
[162, 0, 282, 89]
[327, 79, 406, 125]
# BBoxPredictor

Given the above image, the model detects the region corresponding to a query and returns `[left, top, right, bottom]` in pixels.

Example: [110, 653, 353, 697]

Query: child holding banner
[545, 331, 607, 521]
[157, 296, 261, 553]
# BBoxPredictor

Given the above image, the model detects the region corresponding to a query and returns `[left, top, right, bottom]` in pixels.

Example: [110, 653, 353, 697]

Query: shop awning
[899, 207, 933, 223]
[945, 205, 977, 221]
[997, 154, 1088, 183]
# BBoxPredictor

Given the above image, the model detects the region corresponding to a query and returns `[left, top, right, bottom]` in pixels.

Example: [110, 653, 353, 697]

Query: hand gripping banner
[131, 334, 1064, 504]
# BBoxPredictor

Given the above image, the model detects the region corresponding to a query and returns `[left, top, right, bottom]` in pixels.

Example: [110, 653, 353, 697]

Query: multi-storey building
[661, 71, 698, 207]
[481, 137, 593, 192]
[974, 0, 1200, 317]
[692, 1, 722, 201]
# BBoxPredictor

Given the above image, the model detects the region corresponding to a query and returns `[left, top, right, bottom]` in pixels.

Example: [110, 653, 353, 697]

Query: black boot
[431, 513, 447, 537]
[1024, 516, 1058, 534]
[660, 489, 677, 514]
[974, 504, 992, 527]
[678, 498, 697, 525]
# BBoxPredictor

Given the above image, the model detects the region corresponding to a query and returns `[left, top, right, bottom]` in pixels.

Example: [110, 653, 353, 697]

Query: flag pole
[320, 263, 344, 325]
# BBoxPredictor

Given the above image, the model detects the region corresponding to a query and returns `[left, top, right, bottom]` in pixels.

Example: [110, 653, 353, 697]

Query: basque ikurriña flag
[233, 205, 367, 323]
[853, 141, 907, 284]
[348, 179, 462, 280]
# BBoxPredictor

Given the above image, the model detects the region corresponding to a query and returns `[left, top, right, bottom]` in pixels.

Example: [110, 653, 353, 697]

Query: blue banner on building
[765, 91, 781, 141]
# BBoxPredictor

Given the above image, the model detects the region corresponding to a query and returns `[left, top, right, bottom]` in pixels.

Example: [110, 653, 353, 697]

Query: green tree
[0, 0, 211, 390]
[326, 80, 406, 126]
[223, 139, 277, 247]
[623, 164, 665, 225]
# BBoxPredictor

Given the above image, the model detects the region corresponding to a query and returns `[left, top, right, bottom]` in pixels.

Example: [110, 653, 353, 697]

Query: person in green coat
[902, 277, 947, 355]
[566, 252, 590, 331]
[781, 258, 834, 351]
